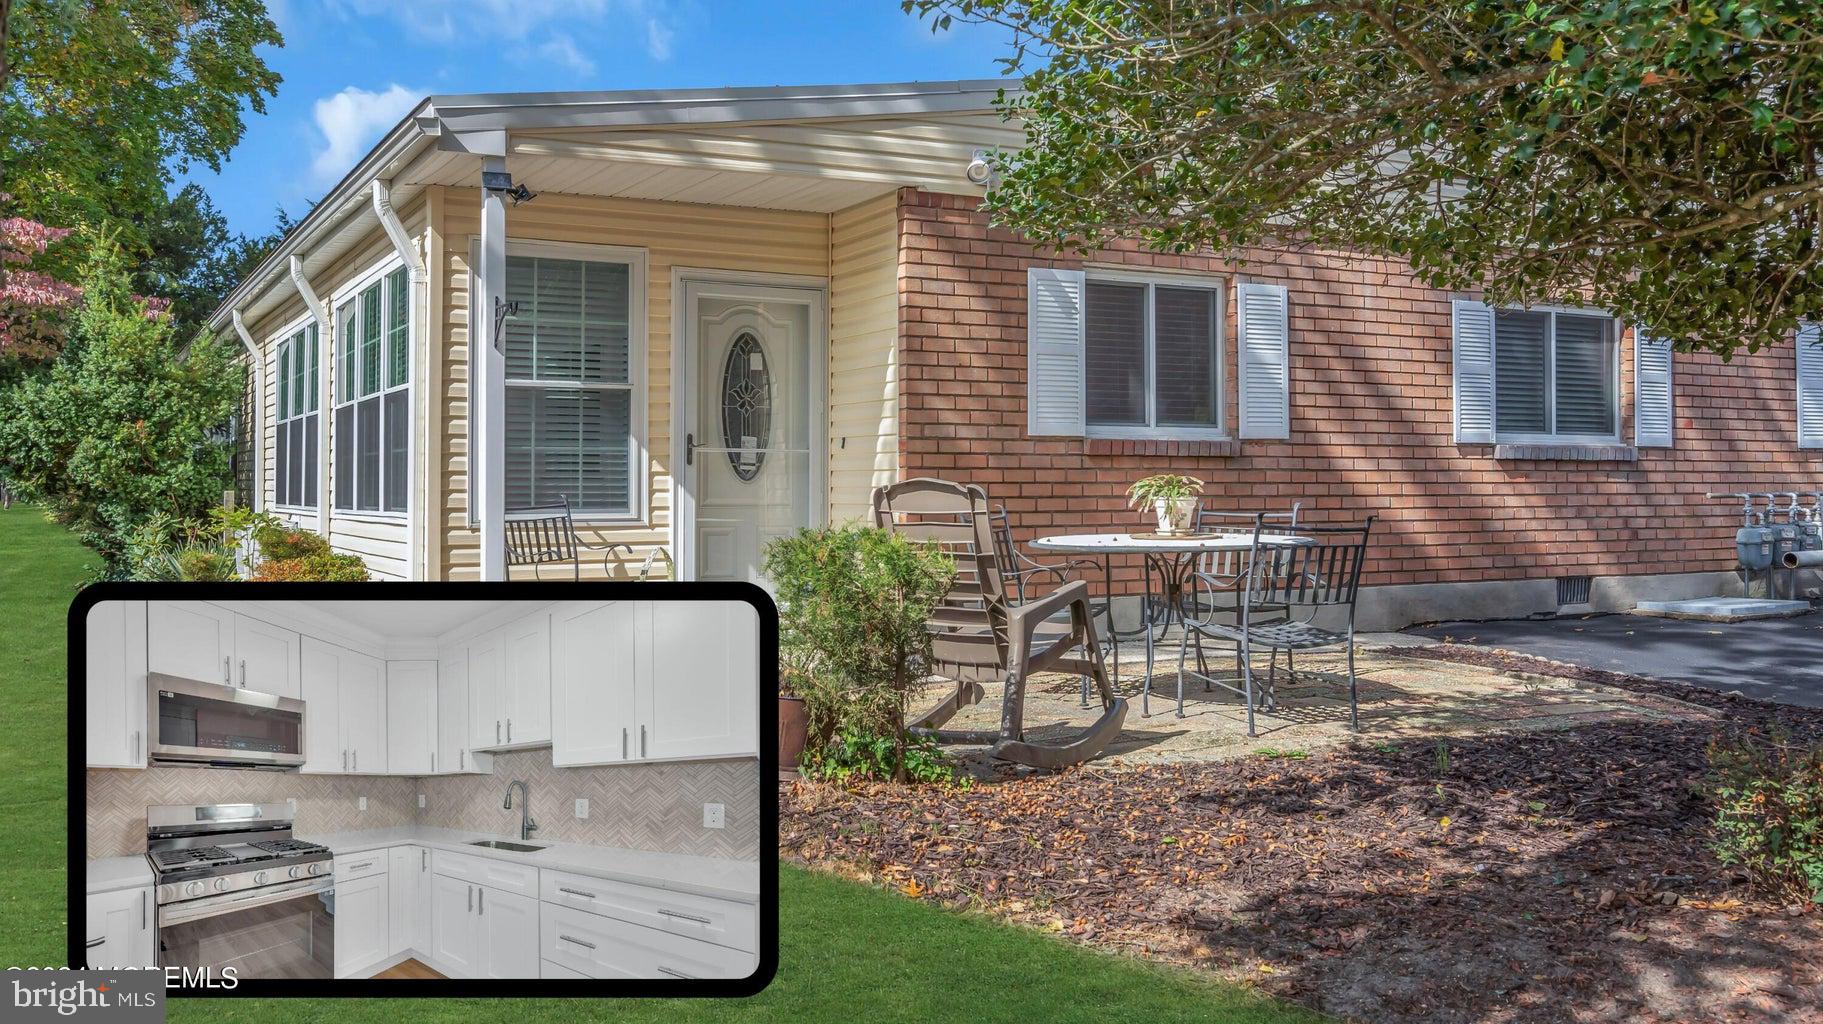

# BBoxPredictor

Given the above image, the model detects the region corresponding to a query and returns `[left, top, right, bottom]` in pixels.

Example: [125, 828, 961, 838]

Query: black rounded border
[67, 580, 781, 999]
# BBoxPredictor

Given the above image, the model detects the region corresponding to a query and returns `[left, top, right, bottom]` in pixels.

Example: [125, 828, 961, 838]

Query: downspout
[289, 255, 331, 537]
[230, 310, 264, 513]
[373, 180, 429, 580]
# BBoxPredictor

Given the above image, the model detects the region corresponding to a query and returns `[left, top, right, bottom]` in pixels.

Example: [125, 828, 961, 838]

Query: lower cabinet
[477, 886, 540, 979]
[429, 873, 481, 976]
[429, 851, 540, 979]
[83, 886, 154, 969]
[332, 869, 390, 978]
[387, 846, 431, 957]
[540, 903, 757, 980]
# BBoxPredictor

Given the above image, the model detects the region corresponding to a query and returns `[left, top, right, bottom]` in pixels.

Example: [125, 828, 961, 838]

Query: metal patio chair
[873, 479, 1128, 769]
[503, 495, 635, 580]
[1186, 503, 1303, 677]
[1181, 517, 1375, 737]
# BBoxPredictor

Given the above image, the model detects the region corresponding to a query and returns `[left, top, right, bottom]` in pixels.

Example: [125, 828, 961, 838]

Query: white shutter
[1633, 328, 1674, 448]
[1236, 282, 1290, 439]
[1452, 300, 1497, 443]
[1800, 322, 1823, 450]
[1026, 267, 1086, 436]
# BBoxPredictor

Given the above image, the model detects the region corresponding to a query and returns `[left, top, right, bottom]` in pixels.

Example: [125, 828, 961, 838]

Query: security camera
[964, 149, 996, 187]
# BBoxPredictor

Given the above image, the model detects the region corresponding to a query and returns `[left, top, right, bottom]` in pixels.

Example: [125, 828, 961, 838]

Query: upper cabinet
[86, 601, 148, 769]
[147, 602, 300, 699]
[551, 601, 758, 766]
[385, 661, 438, 775]
[435, 645, 490, 774]
[301, 637, 387, 774]
[469, 611, 552, 751]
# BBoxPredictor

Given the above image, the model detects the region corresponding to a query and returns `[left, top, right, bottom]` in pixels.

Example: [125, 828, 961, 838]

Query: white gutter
[230, 311, 264, 513]
[371, 180, 429, 580]
[289, 256, 332, 536]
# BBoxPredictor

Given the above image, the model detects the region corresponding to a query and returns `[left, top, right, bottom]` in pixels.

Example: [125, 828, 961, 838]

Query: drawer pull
[657, 966, 695, 980]
[558, 887, 597, 900]
[558, 934, 596, 950]
[658, 908, 711, 925]
[346, 861, 373, 872]
[85, 938, 105, 949]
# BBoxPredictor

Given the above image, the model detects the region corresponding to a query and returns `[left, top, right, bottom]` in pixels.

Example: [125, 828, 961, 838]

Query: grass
[1, 501, 1322, 1022]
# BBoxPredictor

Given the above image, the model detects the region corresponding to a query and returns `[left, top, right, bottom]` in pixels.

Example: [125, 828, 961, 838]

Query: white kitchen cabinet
[436, 646, 489, 774]
[642, 601, 759, 760]
[385, 661, 437, 775]
[334, 869, 390, 977]
[430, 873, 480, 975]
[541, 903, 756, 980]
[83, 886, 154, 969]
[467, 631, 504, 751]
[233, 614, 301, 698]
[469, 611, 551, 750]
[86, 601, 148, 769]
[551, 602, 637, 766]
[387, 845, 430, 957]
[147, 601, 236, 685]
[301, 637, 387, 774]
[478, 885, 540, 979]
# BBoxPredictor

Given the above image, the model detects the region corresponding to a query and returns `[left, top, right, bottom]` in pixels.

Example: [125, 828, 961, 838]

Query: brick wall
[896, 188, 1822, 593]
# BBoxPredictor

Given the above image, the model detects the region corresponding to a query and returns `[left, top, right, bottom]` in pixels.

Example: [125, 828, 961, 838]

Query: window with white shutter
[1026, 267, 1087, 436]
[1051, 269, 1224, 440]
[1633, 329, 1674, 448]
[1236, 282, 1290, 439]
[272, 322, 319, 509]
[1455, 302, 1619, 443]
[1799, 322, 1823, 450]
[332, 266, 409, 514]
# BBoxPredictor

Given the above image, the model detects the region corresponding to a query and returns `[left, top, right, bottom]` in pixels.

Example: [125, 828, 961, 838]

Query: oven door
[148, 673, 305, 769]
[158, 879, 333, 979]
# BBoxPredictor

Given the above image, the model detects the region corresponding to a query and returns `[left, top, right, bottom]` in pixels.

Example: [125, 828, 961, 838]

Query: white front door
[682, 281, 822, 583]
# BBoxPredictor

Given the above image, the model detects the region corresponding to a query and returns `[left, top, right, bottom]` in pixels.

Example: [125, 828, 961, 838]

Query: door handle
[640, 724, 647, 758]
[352, 749, 357, 772]
[558, 887, 596, 900]
[506, 718, 512, 743]
[460, 750, 465, 770]
[467, 885, 473, 913]
[132, 730, 139, 763]
[685, 432, 695, 466]
[496, 721, 501, 744]
[657, 908, 711, 925]
[431, 751, 435, 773]
[657, 966, 695, 979]
[240, 659, 247, 687]
[559, 934, 596, 950]
[421, 849, 426, 871]
[142, 889, 147, 929]
[342, 749, 348, 772]
[477, 887, 484, 915]
[622, 728, 627, 759]
[223, 656, 231, 683]
[85, 938, 105, 949]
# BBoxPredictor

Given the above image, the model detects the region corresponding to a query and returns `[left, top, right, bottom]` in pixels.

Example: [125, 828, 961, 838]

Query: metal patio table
[1029, 531, 1316, 718]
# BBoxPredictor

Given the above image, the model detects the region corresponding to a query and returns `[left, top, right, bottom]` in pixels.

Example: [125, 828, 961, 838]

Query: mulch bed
[781, 653, 1823, 1024]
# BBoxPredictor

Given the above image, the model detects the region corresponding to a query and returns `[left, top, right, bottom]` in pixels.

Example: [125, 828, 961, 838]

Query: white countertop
[300, 826, 761, 905]
[86, 855, 153, 895]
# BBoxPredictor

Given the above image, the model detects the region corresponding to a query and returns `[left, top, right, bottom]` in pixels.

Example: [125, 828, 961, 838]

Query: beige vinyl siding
[433, 188, 832, 581]
[826, 195, 900, 523]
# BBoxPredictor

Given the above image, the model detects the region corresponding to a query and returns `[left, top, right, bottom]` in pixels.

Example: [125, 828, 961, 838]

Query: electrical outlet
[417, 793, 426, 809]
[286, 798, 297, 814]
[574, 798, 589, 820]
[703, 803, 725, 829]
[358, 796, 367, 811]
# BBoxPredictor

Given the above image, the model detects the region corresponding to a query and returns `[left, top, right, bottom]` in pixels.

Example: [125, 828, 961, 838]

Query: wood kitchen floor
[371, 959, 446, 979]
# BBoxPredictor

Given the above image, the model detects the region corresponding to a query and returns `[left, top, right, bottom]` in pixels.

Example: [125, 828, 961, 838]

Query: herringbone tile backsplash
[87, 751, 760, 862]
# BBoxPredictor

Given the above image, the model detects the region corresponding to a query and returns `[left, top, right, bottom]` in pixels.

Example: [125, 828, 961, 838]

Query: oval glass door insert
[721, 331, 772, 481]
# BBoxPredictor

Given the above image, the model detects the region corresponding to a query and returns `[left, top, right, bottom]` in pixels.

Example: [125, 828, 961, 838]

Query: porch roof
[207, 79, 1017, 334]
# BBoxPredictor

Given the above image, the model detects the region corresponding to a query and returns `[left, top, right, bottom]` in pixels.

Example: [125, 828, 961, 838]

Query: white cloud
[308, 83, 423, 185]
[645, 17, 674, 61]
[535, 36, 598, 77]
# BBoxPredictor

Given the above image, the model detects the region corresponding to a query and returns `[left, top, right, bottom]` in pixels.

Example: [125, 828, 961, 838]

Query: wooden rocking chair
[872, 478, 1127, 769]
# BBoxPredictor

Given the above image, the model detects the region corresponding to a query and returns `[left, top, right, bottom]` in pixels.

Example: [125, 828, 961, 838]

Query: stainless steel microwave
[147, 673, 305, 770]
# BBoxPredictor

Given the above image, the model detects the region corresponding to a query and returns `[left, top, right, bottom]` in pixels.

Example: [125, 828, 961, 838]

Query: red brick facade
[895, 188, 1822, 594]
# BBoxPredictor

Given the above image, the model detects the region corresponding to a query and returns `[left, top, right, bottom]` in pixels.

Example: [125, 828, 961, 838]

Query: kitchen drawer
[541, 903, 757, 980]
[334, 852, 389, 881]
[431, 849, 538, 898]
[540, 868, 756, 954]
[542, 958, 591, 980]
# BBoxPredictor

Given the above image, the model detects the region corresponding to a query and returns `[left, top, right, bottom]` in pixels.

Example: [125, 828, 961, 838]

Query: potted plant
[1127, 474, 1205, 535]
[776, 679, 809, 775]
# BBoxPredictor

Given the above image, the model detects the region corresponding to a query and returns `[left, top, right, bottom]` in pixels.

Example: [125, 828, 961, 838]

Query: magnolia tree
[908, 0, 1823, 357]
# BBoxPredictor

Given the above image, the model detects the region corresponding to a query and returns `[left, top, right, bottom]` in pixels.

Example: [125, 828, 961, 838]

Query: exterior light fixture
[964, 149, 997, 187]
[481, 169, 537, 205]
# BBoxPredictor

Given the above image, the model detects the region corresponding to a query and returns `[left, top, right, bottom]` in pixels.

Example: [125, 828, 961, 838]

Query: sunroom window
[1493, 309, 1618, 440]
[502, 253, 635, 517]
[273, 323, 318, 508]
[1083, 276, 1223, 436]
[333, 267, 409, 514]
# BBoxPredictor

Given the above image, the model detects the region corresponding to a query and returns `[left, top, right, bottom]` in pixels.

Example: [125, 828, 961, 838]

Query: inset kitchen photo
[76, 589, 770, 991]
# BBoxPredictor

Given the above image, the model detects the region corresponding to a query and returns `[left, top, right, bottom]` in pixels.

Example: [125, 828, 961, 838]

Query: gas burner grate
[247, 839, 325, 855]
[150, 847, 234, 868]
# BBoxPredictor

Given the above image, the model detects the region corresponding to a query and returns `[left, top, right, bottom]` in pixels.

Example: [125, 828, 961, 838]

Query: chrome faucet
[503, 780, 538, 841]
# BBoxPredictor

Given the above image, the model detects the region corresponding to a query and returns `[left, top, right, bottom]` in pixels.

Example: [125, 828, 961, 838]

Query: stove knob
[184, 881, 205, 897]
[253, 871, 268, 885]
[307, 862, 323, 876]
[213, 877, 230, 892]
[287, 866, 301, 879]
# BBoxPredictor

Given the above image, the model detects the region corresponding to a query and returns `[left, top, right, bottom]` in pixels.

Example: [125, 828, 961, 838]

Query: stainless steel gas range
[146, 803, 335, 979]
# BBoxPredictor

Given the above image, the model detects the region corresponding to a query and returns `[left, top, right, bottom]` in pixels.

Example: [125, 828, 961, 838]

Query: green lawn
[0, 502, 1320, 1023]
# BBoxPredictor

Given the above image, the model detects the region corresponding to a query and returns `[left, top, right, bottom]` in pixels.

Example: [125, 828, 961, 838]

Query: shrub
[763, 524, 954, 782]
[175, 547, 238, 582]
[1708, 731, 1823, 904]
[254, 524, 331, 561]
[249, 552, 370, 582]
[800, 728, 964, 788]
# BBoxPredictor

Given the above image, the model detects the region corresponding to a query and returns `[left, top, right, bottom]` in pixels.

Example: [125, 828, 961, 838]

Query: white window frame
[330, 254, 411, 520]
[1492, 303, 1623, 445]
[269, 311, 319, 513]
[471, 238, 649, 526]
[1082, 267, 1228, 441]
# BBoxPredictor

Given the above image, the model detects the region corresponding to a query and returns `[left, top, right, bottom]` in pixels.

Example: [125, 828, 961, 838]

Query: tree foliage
[909, 0, 1823, 356]
[0, 241, 242, 568]
[0, 212, 80, 375]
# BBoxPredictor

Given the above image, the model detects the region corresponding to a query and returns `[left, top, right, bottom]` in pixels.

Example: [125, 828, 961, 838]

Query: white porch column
[476, 155, 508, 580]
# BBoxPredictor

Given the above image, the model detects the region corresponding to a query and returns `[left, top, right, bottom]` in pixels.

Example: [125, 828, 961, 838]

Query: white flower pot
[1154, 497, 1199, 535]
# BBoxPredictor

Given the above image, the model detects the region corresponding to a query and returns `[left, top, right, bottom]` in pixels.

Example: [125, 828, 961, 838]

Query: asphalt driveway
[1407, 612, 1823, 708]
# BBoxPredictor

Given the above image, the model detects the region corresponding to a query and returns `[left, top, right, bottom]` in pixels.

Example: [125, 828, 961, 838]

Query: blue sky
[182, 1, 1015, 237]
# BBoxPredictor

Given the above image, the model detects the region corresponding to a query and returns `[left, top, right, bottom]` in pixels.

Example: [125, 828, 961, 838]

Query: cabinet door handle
[477, 887, 484, 915]
[421, 850, 426, 871]
[558, 887, 596, 900]
[346, 861, 373, 872]
[658, 908, 711, 925]
[622, 728, 628, 759]
[640, 725, 647, 758]
[240, 659, 247, 687]
[496, 720, 501, 744]
[467, 885, 473, 913]
[342, 749, 348, 772]
[223, 656, 231, 683]
[460, 750, 465, 770]
[657, 966, 695, 980]
[141, 890, 147, 929]
[431, 751, 435, 773]
[506, 718, 512, 743]
[558, 934, 596, 950]
[85, 938, 105, 949]
[353, 750, 358, 772]
[132, 730, 140, 762]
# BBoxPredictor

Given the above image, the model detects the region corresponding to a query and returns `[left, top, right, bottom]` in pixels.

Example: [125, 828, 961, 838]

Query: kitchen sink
[467, 839, 546, 852]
